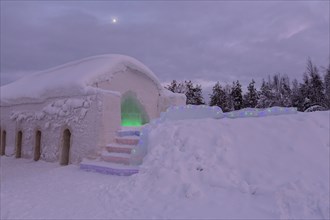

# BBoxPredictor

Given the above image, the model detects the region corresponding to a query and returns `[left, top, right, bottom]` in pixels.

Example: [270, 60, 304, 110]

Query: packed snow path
[1, 111, 329, 219]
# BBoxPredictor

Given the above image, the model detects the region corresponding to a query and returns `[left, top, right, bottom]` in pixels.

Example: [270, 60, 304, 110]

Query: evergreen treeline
[165, 58, 330, 112]
[165, 80, 205, 105]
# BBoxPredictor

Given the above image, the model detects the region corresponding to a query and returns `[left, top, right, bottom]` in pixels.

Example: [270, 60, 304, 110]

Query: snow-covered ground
[1, 111, 329, 219]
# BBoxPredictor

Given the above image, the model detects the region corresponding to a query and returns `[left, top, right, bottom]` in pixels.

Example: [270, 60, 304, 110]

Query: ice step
[80, 159, 139, 176]
[117, 130, 140, 137]
[120, 126, 143, 131]
[106, 143, 134, 154]
[101, 152, 131, 165]
[115, 136, 139, 145]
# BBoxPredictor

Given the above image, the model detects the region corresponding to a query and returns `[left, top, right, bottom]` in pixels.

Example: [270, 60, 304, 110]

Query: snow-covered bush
[304, 105, 327, 112]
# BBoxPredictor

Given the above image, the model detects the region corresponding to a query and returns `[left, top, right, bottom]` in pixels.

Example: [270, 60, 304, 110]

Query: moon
[112, 18, 118, 24]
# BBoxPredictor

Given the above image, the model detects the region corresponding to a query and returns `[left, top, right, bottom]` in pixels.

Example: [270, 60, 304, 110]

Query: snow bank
[131, 105, 297, 165]
[0, 54, 162, 105]
[131, 111, 329, 219]
[1, 111, 329, 219]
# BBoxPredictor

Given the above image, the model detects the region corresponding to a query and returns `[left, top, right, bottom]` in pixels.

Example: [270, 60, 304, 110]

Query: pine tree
[243, 79, 258, 108]
[271, 74, 282, 106]
[324, 64, 330, 109]
[165, 80, 177, 92]
[192, 84, 205, 105]
[300, 58, 325, 110]
[300, 73, 312, 110]
[231, 80, 243, 110]
[209, 82, 227, 110]
[185, 80, 195, 104]
[306, 58, 325, 107]
[184, 80, 205, 105]
[291, 79, 304, 111]
[257, 79, 274, 108]
[165, 80, 185, 93]
[279, 75, 292, 107]
[224, 84, 234, 112]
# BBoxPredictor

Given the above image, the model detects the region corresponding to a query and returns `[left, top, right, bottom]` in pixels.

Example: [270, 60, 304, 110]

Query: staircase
[80, 127, 141, 176]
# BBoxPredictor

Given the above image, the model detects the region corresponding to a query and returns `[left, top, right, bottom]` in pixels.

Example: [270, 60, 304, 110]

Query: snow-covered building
[0, 54, 186, 166]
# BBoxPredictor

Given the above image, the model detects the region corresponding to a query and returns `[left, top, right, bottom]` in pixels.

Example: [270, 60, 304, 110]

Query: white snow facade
[0, 54, 186, 165]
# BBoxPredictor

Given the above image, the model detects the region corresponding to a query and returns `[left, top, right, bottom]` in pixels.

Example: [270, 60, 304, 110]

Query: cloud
[279, 23, 310, 40]
[1, 1, 329, 88]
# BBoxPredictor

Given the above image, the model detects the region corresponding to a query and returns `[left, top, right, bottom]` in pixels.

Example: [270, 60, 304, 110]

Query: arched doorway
[121, 91, 149, 127]
[60, 129, 71, 165]
[1, 130, 6, 156]
[34, 130, 41, 161]
[16, 131, 23, 158]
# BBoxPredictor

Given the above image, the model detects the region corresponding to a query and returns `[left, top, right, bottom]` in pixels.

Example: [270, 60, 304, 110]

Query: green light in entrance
[121, 112, 143, 127]
[121, 118, 142, 127]
[121, 91, 149, 127]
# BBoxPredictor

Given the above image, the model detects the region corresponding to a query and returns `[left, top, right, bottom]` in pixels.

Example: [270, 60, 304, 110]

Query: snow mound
[130, 111, 330, 219]
[0, 54, 162, 105]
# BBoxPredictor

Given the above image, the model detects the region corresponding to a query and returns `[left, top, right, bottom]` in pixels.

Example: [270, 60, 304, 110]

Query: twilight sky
[1, 1, 329, 90]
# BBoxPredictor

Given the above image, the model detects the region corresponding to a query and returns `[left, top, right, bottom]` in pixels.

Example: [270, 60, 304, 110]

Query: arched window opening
[60, 129, 71, 166]
[0, 130, 6, 156]
[16, 131, 23, 158]
[34, 130, 41, 161]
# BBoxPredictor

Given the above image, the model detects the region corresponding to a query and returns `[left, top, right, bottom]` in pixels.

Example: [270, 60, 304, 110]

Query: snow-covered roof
[1, 54, 163, 105]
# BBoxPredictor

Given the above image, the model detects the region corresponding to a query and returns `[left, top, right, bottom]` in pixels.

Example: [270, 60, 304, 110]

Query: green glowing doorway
[121, 92, 149, 127]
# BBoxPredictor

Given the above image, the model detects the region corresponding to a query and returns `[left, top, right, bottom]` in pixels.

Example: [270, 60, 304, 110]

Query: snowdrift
[1, 111, 329, 219]
[132, 111, 329, 219]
